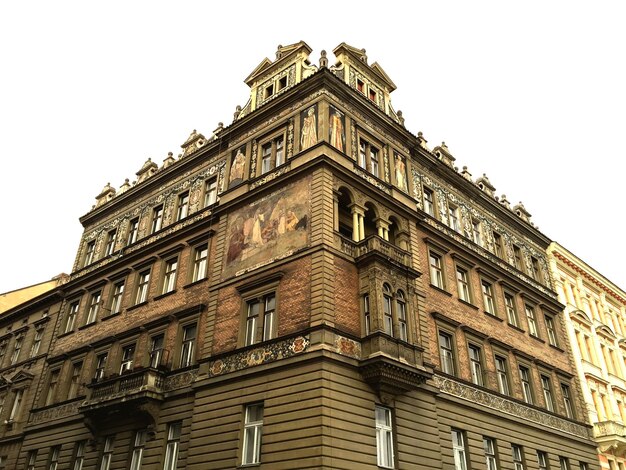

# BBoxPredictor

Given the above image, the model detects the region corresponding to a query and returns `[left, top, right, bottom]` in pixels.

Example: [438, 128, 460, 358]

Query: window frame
[259, 131, 286, 175]
[93, 351, 108, 381]
[512, 444, 526, 470]
[149, 333, 165, 369]
[357, 136, 382, 179]
[423, 187, 436, 217]
[72, 441, 86, 470]
[448, 202, 461, 232]
[104, 229, 117, 257]
[483, 436, 498, 470]
[109, 280, 125, 315]
[244, 292, 277, 347]
[176, 191, 189, 221]
[481, 279, 497, 316]
[119, 343, 136, 374]
[129, 429, 147, 470]
[495, 354, 511, 395]
[179, 322, 197, 368]
[85, 290, 102, 325]
[544, 313, 559, 347]
[451, 429, 468, 470]
[541, 374, 555, 412]
[29, 327, 44, 358]
[504, 292, 519, 327]
[468, 343, 484, 386]
[99, 436, 114, 470]
[135, 269, 151, 305]
[561, 382, 575, 419]
[525, 304, 540, 338]
[68, 361, 83, 399]
[375, 405, 394, 468]
[191, 243, 208, 283]
[163, 422, 182, 470]
[151, 205, 164, 234]
[518, 364, 534, 404]
[47, 446, 60, 470]
[83, 240, 96, 267]
[127, 218, 139, 245]
[161, 256, 179, 295]
[242, 404, 264, 466]
[44, 368, 60, 406]
[429, 250, 446, 290]
[363, 294, 371, 336]
[204, 178, 218, 207]
[456, 265, 472, 303]
[438, 329, 456, 376]
[382, 284, 394, 337]
[537, 451, 549, 470]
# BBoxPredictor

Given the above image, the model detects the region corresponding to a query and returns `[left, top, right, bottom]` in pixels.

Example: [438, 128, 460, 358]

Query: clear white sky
[1, 1, 624, 294]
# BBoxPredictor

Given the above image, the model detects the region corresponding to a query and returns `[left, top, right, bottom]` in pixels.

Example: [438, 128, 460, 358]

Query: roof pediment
[245, 41, 313, 85]
[332, 42, 396, 91]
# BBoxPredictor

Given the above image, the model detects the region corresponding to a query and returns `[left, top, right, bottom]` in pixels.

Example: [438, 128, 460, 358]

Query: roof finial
[276, 44, 283, 60]
[319, 50, 328, 68]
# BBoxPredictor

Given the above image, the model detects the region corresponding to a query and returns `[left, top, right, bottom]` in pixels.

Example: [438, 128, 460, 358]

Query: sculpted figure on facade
[300, 106, 318, 150]
[229, 146, 246, 187]
[394, 153, 407, 191]
[329, 106, 345, 152]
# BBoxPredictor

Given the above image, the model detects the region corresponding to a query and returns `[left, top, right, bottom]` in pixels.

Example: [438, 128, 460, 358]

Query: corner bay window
[245, 293, 276, 346]
[375, 405, 394, 468]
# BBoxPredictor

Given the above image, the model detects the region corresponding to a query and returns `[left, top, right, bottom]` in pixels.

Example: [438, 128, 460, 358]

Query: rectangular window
[72, 441, 86, 470]
[531, 257, 541, 281]
[110, 281, 125, 315]
[176, 192, 189, 221]
[375, 406, 394, 468]
[561, 383, 575, 419]
[513, 245, 523, 271]
[245, 293, 276, 346]
[162, 258, 178, 294]
[383, 288, 393, 336]
[519, 366, 533, 404]
[86, 291, 101, 325]
[439, 331, 455, 375]
[541, 375, 555, 412]
[580, 463, 588, 470]
[472, 220, 482, 246]
[29, 328, 44, 358]
[127, 218, 139, 245]
[456, 267, 471, 302]
[68, 362, 82, 399]
[135, 270, 150, 304]
[429, 252, 445, 289]
[481, 280, 496, 315]
[120, 344, 135, 374]
[84, 240, 95, 267]
[204, 178, 217, 207]
[26, 451, 37, 470]
[364, 295, 371, 336]
[261, 136, 285, 174]
[396, 292, 408, 342]
[94, 352, 108, 381]
[512, 445, 525, 470]
[545, 315, 558, 346]
[492, 232, 503, 258]
[48, 446, 60, 470]
[163, 422, 182, 470]
[448, 203, 460, 232]
[45, 369, 59, 405]
[242, 404, 264, 465]
[370, 147, 379, 177]
[358, 141, 367, 169]
[10, 335, 23, 365]
[451, 430, 468, 470]
[9, 389, 23, 420]
[469, 344, 484, 386]
[150, 334, 165, 368]
[0, 341, 6, 365]
[495, 355, 510, 395]
[537, 451, 549, 470]
[560, 457, 571, 470]
[483, 437, 498, 470]
[525, 305, 539, 337]
[151, 205, 163, 234]
[504, 293, 519, 327]
[359, 139, 381, 177]
[129, 430, 147, 470]
[191, 244, 208, 282]
[423, 188, 435, 216]
[180, 323, 197, 368]
[104, 229, 117, 256]
[100, 436, 114, 470]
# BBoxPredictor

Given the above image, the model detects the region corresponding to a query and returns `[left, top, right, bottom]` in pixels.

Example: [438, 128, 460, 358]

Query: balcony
[338, 235, 418, 275]
[79, 368, 166, 432]
[593, 420, 626, 453]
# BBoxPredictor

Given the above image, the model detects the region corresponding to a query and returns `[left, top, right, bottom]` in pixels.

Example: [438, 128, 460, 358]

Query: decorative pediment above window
[596, 324, 616, 339]
[9, 370, 34, 383]
[570, 309, 592, 325]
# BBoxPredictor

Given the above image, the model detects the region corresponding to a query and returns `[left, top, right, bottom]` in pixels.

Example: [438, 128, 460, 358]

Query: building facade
[548, 242, 626, 470]
[4, 42, 599, 469]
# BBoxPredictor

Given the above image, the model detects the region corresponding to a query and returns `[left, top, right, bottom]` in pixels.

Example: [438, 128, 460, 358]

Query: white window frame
[163, 422, 182, 470]
[483, 436, 498, 470]
[179, 323, 197, 368]
[99, 436, 114, 470]
[191, 244, 208, 282]
[439, 331, 455, 375]
[469, 344, 484, 386]
[512, 445, 525, 470]
[129, 430, 147, 470]
[375, 405, 394, 468]
[162, 258, 178, 295]
[242, 404, 264, 465]
[452, 429, 468, 470]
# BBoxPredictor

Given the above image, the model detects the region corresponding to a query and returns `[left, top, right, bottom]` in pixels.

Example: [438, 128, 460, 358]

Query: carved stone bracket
[359, 356, 432, 399]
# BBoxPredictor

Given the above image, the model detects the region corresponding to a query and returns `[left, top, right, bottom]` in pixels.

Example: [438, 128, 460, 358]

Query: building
[548, 242, 626, 470]
[0, 275, 68, 315]
[6, 42, 598, 469]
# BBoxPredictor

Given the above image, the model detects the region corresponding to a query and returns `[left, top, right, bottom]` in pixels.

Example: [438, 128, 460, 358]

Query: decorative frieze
[29, 400, 82, 425]
[434, 375, 590, 439]
[353, 167, 391, 194]
[208, 336, 309, 377]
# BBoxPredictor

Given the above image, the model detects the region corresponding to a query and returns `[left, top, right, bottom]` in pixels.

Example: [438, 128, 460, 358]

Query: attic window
[357, 79, 365, 93]
[369, 89, 377, 101]
[278, 76, 287, 91]
[264, 84, 274, 99]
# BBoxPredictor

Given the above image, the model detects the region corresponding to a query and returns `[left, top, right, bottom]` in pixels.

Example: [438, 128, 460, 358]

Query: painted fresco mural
[300, 105, 318, 150]
[229, 145, 246, 188]
[223, 176, 310, 277]
[329, 105, 345, 153]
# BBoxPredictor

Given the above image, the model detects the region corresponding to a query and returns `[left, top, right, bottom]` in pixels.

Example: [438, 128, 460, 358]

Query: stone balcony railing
[338, 235, 413, 270]
[594, 420, 626, 453]
[82, 367, 166, 407]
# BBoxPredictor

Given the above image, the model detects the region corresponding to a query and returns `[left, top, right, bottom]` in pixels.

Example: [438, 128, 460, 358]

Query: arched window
[383, 284, 393, 336]
[396, 290, 407, 341]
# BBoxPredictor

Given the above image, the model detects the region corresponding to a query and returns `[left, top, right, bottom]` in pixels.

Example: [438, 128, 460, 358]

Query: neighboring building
[548, 242, 626, 470]
[0, 274, 68, 315]
[8, 42, 598, 469]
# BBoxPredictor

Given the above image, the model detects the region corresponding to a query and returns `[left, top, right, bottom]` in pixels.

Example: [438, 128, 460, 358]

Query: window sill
[78, 322, 97, 331]
[508, 324, 526, 334]
[430, 285, 452, 297]
[529, 334, 545, 344]
[154, 290, 176, 301]
[548, 343, 564, 353]
[58, 331, 74, 338]
[458, 299, 479, 310]
[127, 301, 148, 312]
[184, 278, 208, 289]
[102, 312, 121, 322]
[484, 312, 503, 322]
